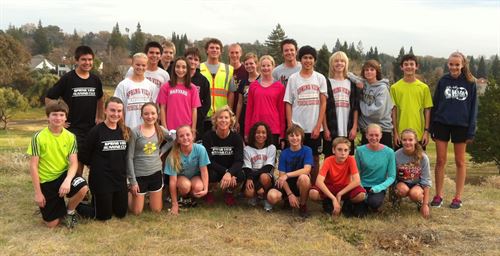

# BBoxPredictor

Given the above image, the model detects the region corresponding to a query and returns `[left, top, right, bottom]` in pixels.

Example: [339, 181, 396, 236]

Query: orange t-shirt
[319, 155, 358, 186]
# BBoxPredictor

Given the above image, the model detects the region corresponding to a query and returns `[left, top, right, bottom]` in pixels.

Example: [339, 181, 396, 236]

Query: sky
[1, 0, 499, 58]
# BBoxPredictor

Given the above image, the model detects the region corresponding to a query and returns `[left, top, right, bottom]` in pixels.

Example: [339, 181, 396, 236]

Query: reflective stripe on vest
[200, 62, 234, 117]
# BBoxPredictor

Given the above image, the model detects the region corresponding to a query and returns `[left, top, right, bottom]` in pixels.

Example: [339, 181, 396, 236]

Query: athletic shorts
[278, 175, 310, 198]
[431, 122, 468, 143]
[311, 183, 366, 201]
[304, 132, 323, 156]
[244, 172, 274, 192]
[397, 181, 421, 190]
[40, 173, 87, 222]
[136, 171, 163, 195]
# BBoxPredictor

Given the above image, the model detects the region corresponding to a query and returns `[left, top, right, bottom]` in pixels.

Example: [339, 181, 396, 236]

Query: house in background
[30, 55, 56, 71]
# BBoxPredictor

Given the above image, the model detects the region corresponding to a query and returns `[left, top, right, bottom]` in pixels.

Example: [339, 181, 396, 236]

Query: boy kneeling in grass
[309, 137, 366, 218]
[28, 100, 89, 228]
[267, 124, 312, 218]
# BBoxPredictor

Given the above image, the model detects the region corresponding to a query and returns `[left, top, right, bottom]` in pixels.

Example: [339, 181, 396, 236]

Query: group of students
[29, 37, 477, 228]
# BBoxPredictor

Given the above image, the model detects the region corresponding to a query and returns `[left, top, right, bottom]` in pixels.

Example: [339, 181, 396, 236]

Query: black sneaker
[299, 204, 310, 218]
[64, 213, 78, 229]
[322, 198, 333, 214]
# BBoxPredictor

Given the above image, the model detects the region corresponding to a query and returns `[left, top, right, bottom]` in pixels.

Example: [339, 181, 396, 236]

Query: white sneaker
[263, 200, 273, 212]
[247, 197, 257, 207]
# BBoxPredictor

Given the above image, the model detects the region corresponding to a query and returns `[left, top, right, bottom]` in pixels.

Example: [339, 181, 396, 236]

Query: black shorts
[361, 131, 393, 149]
[136, 171, 163, 195]
[278, 176, 309, 198]
[304, 133, 323, 156]
[431, 122, 468, 143]
[244, 172, 274, 192]
[70, 129, 88, 163]
[323, 136, 355, 157]
[208, 168, 245, 184]
[40, 173, 88, 222]
[93, 190, 128, 221]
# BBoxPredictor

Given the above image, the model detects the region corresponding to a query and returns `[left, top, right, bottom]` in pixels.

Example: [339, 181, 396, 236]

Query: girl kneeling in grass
[309, 137, 366, 218]
[243, 122, 276, 211]
[127, 102, 173, 215]
[394, 129, 431, 218]
[165, 125, 210, 215]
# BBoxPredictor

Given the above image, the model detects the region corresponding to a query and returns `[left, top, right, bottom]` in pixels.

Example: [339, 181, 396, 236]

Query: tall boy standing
[28, 101, 89, 228]
[272, 39, 301, 87]
[45, 46, 104, 175]
[284, 45, 327, 184]
[390, 54, 433, 148]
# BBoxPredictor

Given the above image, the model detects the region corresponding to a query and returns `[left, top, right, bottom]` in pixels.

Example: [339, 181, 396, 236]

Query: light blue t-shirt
[355, 145, 396, 193]
[164, 143, 210, 179]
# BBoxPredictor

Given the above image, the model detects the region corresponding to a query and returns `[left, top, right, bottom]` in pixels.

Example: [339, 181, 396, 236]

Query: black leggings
[93, 190, 128, 220]
[364, 187, 386, 210]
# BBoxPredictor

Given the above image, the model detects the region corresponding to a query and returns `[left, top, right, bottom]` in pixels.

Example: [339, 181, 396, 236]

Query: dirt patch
[376, 229, 440, 255]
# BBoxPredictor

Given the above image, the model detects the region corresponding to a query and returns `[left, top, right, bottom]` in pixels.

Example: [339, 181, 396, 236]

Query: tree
[467, 80, 500, 173]
[408, 46, 414, 55]
[489, 54, 500, 84]
[33, 20, 50, 55]
[469, 56, 477, 77]
[332, 38, 342, 53]
[393, 47, 405, 81]
[25, 69, 59, 107]
[108, 23, 127, 51]
[0, 32, 32, 89]
[316, 44, 331, 77]
[0, 87, 29, 129]
[477, 56, 487, 78]
[129, 22, 145, 55]
[265, 24, 287, 65]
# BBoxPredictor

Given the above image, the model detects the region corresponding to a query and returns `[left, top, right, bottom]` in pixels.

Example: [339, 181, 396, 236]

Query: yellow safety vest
[199, 62, 234, 117]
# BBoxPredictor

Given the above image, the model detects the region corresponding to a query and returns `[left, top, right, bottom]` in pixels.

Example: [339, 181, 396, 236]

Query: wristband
[287, 192, 293, 197]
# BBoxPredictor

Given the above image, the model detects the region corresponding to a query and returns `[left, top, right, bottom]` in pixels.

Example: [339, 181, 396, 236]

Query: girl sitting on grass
[394, 128, 431, 218]
[242, 122, 276, 211]
[164, 125, 210, 215]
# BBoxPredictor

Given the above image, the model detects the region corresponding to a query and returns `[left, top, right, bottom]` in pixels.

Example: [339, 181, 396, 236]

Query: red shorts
[312, 183, 366, 201]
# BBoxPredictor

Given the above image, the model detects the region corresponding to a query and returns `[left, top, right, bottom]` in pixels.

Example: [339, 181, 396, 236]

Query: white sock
[67, 209, 76, 215]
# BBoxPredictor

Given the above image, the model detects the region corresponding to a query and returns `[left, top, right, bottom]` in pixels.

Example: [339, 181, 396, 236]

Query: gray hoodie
[348, 73, 394, 132]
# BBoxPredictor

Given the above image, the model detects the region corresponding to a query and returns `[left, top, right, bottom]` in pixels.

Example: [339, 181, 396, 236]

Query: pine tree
[467, 80, 500, 173]
[108, 22, 127, 51]
[489, 54, 500, 84]
[265, 24, 287, 65]
[356, 40, 364, 59]
[366, 47, 374, 60]
[409, 46, 414, 55]
[477, 56, 487, 78]
[341, 41, 348, 53]
[316, 44, 331, 77]
[332, 38, 342, 53]
[393, 47, 405, 81]
[469, 56, 477, 77]
[33, 20, 50, 55]
[373, 47, 379, 61]
[129, 22, 145, 55]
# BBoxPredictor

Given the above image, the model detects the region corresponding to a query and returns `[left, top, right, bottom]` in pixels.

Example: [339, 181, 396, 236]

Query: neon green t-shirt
[390, 79, 433, 140]
[26, 127, 77, 183]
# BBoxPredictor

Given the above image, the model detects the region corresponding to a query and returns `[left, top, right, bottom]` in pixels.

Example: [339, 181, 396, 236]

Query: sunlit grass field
[0, 108, 498, 255]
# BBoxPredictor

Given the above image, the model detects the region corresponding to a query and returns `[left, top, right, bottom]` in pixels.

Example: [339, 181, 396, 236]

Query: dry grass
[1, 149, 499, 255]
[1, 118, 499, 255]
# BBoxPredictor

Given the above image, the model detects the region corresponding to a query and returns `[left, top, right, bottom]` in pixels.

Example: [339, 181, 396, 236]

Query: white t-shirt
[113, 78, 159, 129]
[272, 63, 301, 87]
[330, 78, 351, 137]
[243, 145, 276, 170]
[125, 67, 170, 89]
[284, 71, 328, 133]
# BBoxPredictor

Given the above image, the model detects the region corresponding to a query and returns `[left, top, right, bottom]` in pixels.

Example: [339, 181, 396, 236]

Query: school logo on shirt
[102, 140, 127, 151]
[444, 86, 468, 101]
[147, 77, 162, 87]
[211, 146, 234, 156]
[143, 141, 157, 154]
[72, 87, 97, 97]
[361, 90, 376, 106]
[169, 88, 188, 96]
[296, 84, 320, 106]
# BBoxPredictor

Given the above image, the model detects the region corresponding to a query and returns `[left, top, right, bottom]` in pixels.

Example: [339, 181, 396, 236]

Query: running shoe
[64, 213, 78, 229]
[449, 198, 462, 209]
[430, 196, 443, 208]
[224, 192, 237, 206]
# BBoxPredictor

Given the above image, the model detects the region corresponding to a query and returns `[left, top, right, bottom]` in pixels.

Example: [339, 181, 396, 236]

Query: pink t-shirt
[156, 82, 201, 130]
[245, 80, 286, 137]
